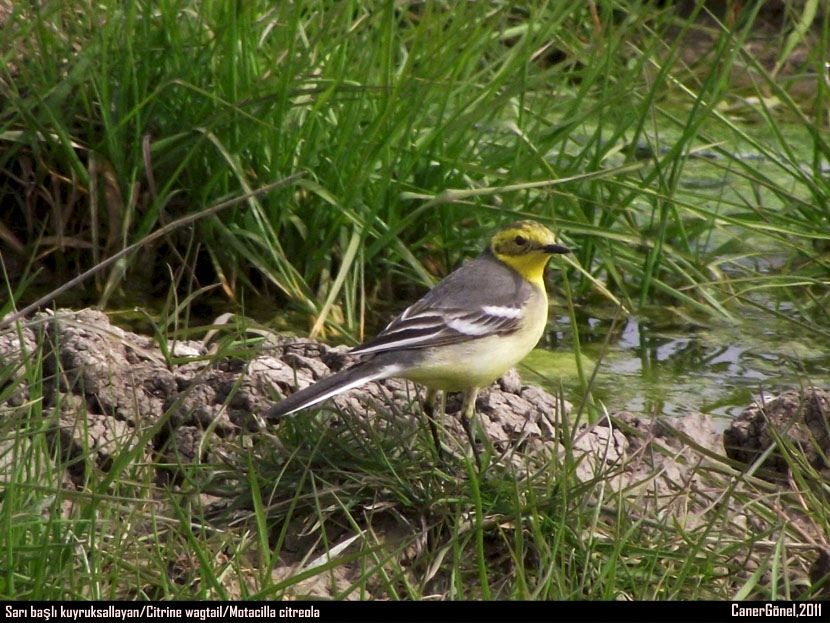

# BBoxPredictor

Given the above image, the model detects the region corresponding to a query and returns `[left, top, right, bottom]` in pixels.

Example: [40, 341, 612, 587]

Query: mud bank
[1, 308, 827, 598]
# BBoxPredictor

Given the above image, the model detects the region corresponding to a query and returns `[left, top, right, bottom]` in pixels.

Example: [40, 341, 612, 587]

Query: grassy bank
[1, 312, 827, 600]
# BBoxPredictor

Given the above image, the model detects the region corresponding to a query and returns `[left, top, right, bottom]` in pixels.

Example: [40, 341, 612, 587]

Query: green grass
[0, 317, 827, 600]
[0, 0, 828, 602]
[1, 0, 827, 340]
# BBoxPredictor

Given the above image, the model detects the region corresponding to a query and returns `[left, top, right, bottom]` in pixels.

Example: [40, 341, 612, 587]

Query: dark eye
[514, 235, 526, 245]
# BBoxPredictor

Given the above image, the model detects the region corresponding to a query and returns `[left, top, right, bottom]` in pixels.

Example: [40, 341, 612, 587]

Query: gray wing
[351, 252, 535, 356]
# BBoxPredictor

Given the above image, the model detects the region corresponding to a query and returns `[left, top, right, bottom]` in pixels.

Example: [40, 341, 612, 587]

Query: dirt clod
[723, 388, 830, 479]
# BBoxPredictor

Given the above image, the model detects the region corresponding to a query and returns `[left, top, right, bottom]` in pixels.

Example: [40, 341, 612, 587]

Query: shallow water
[521, 120, 830, 423]
[522, 300, 830, 427]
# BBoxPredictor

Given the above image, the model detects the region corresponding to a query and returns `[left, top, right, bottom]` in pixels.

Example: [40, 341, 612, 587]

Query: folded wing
[351, 303, 523, 356]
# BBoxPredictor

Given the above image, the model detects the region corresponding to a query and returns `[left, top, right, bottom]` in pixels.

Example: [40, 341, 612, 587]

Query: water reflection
[545, 307, 830, 424]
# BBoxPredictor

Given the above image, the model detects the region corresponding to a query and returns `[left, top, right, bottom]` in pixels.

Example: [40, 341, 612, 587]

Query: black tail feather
[264, 360, 395, 421]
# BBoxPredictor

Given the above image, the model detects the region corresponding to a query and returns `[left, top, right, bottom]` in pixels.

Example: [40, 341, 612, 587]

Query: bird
[265, 219, 570, 468]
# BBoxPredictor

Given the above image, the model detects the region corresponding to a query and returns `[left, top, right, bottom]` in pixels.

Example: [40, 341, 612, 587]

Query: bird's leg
[460, 387, 482, 471]
[422, 388, 443, 461]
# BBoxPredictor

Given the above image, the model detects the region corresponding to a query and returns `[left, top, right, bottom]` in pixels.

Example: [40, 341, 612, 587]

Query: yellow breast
[401, 284, 549, 392]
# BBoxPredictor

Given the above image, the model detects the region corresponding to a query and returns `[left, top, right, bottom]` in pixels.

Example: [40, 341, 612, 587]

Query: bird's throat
[495, 252, 549, 289]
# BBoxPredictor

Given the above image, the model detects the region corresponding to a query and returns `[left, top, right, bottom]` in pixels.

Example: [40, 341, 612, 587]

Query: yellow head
[490, 220, 570, 286]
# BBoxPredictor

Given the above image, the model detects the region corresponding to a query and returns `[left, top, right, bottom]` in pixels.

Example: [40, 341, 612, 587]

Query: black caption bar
[0, 600, 826, 623]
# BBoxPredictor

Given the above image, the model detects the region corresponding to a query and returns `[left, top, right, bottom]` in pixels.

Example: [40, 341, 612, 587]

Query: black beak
[543, 243, 571, 254]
